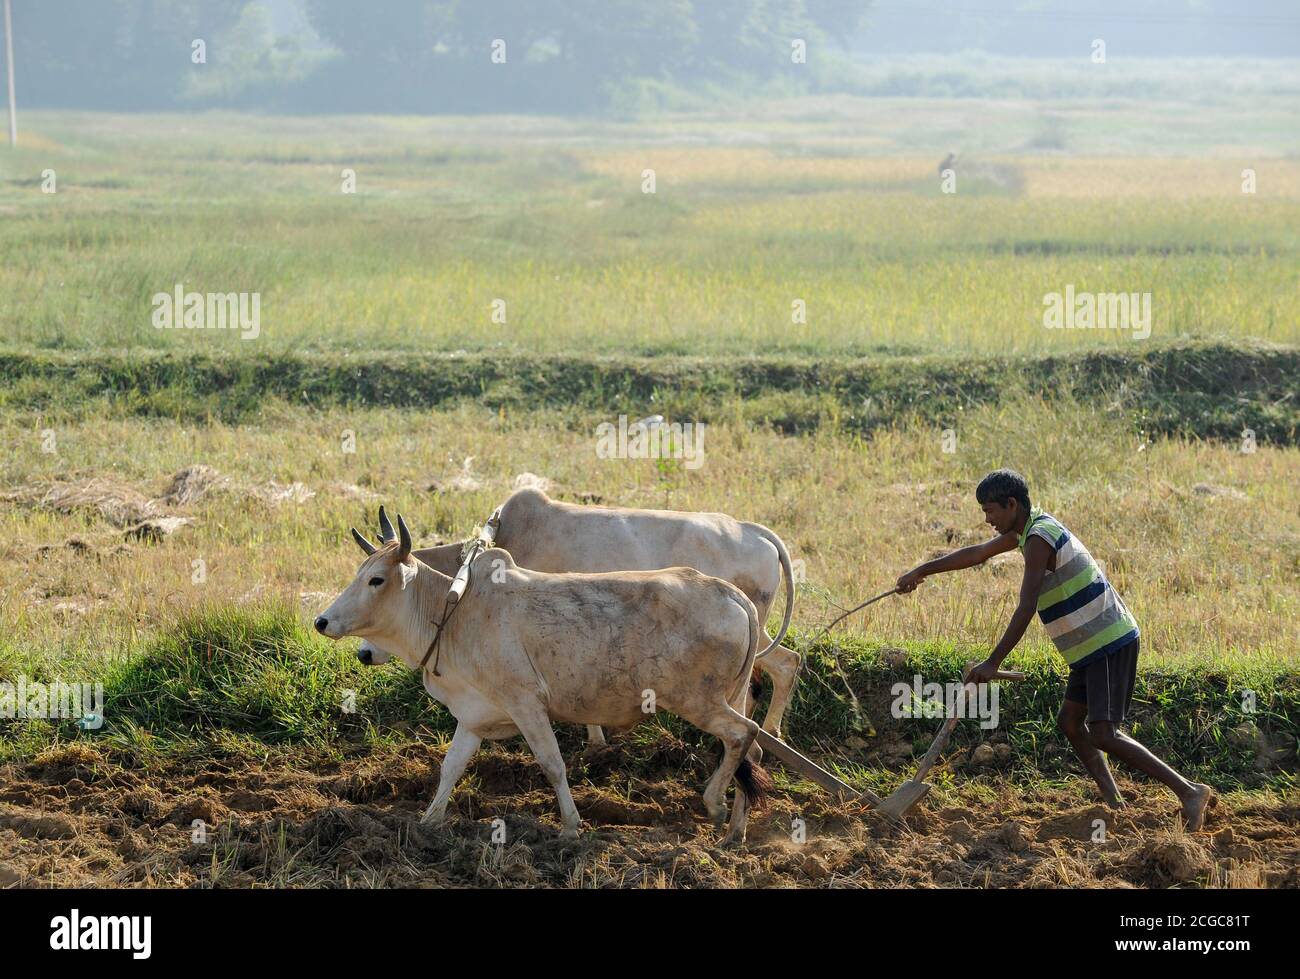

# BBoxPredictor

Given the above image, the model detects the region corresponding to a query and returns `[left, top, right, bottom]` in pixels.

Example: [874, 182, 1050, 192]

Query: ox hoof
[419, 810, 447, 828]
[718, 832, 747, 849]
[708, 808, 728, 828]
[559, 827, 580, 841]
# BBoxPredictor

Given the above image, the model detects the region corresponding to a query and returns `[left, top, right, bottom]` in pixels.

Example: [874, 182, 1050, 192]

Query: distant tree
[804, 0, 872, 47]
[14, 0, 246, 109]
[685, 0, 823, 80]
[303, 0, 436, 67]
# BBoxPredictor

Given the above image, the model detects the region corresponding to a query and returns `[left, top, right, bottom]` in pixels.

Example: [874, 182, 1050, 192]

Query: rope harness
[418, 506, 502, 677]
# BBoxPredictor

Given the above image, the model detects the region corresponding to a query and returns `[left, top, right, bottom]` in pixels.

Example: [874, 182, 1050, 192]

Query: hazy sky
[855, 1, 1300, 56]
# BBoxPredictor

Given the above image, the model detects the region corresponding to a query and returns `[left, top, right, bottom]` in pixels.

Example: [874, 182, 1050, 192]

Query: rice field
[1, 100, 1297, 356]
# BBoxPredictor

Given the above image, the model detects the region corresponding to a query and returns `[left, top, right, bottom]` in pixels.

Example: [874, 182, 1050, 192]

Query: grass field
[1, 98, 1298, 356]
[1, 79, 1297, 887]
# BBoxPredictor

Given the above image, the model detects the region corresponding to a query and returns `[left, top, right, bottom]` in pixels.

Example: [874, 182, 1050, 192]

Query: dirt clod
[970, 743, 996, 767]
[1144, 836, 1214, 884]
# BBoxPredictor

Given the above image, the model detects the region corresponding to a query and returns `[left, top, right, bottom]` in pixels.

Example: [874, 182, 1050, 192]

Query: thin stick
[817, 587, 900, 636]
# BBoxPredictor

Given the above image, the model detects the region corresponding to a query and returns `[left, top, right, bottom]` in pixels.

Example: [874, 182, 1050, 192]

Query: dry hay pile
[7, 465, 564, 528]
[4, 464, 314, 534]
[3, 476, 161, 526]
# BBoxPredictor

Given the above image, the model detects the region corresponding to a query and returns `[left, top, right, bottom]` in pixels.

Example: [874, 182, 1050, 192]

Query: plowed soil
[1, 740, 1296, 888]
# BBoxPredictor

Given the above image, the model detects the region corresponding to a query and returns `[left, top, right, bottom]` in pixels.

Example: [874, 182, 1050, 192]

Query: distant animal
[939, 151, 958, 175]
[357, 489, 801, 740]
[316, 511, 771, 844]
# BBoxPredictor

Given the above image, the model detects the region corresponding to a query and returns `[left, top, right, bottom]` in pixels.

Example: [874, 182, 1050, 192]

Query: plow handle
[909, 663, 1024, 786]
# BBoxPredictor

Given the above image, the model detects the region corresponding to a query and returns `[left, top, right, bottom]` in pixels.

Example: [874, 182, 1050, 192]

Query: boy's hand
[964, 659, 999, 685]
[896, 569, 924, 593]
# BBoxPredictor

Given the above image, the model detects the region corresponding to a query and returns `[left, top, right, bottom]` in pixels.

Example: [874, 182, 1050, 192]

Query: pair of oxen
[315, 488, 798, 845]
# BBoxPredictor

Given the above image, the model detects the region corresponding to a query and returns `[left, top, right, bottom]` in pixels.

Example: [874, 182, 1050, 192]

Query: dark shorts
[1064, 638, 1139, 725]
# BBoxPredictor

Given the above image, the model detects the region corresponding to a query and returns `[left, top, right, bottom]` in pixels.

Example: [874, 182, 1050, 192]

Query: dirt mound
[0, 743, 1295, 889]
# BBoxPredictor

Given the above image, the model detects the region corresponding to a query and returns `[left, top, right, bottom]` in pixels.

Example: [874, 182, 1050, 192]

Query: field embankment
[3, 339, 1297, 442]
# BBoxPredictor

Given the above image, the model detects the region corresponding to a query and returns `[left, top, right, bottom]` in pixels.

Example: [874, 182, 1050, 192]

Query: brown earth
[0, 740, 1296, 889]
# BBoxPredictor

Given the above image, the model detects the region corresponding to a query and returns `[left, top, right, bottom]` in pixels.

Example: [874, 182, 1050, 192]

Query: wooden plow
[754, 661, 1025, 820]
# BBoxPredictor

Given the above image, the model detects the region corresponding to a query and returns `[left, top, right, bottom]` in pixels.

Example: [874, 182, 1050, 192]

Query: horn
[378, 505, 396, 543]
[351, 527, 378, 555]
[397, 512, 412, 561]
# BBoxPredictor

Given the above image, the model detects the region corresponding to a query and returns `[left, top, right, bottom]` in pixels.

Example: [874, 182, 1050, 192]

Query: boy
[895, 469, 1213, 830]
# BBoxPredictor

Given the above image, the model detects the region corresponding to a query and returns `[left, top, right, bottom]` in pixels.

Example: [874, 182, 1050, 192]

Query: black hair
[976, 469, 1031, 511]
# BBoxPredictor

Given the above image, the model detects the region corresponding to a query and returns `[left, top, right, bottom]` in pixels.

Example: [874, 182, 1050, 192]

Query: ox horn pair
[350, 505, 412, 560]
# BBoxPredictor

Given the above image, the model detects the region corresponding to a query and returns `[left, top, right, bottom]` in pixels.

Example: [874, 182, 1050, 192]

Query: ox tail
[727, 592, 761, 704]
[750, 524, 795, 661]
[734, 756, 774, 811]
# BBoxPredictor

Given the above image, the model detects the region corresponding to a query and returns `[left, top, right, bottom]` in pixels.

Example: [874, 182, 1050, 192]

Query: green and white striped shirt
[1018, 507, 1139, 668]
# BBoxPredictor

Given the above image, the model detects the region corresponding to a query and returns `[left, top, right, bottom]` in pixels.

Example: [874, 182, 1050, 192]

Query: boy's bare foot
[1178, 783, 1214, 831]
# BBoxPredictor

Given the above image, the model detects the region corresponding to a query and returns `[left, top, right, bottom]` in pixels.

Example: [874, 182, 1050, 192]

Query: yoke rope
[418, 509, 501, 677]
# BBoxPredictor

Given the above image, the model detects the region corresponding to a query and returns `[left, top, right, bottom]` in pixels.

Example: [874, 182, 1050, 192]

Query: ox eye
[368, 576, 384, 587]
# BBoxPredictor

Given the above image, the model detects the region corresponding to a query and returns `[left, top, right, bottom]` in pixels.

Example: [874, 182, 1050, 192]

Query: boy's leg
[1086, 722, 1212, 829]
[1081, 639, 1213, 830]
[1057, 698, 1124, 807]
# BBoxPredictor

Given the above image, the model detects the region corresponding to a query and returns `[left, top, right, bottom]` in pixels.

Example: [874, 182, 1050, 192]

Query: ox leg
[511, 703, 582, 839]
[421, 723, 482, 826]
[583, 725, 608, 752]
[695, 707, 760, 838]
[756, 644, 802, 739]
[723, 779, 751, 848]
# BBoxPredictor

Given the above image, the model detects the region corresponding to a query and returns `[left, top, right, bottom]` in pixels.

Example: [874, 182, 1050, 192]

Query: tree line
[11, 0, 873, 113]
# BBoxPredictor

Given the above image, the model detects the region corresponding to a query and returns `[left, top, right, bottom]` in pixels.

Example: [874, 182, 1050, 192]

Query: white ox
[358, 488, 800, 740]
[316, 511, 772, 844]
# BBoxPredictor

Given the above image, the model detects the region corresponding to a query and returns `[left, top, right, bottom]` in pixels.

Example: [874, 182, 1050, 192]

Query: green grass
[2, 603, 1293, 792]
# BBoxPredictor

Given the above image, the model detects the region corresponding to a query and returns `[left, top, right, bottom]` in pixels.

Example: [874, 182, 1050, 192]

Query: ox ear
[351, 528, 378, 556]
[378, 505, 397, 544]
[396, 512, 412, 562]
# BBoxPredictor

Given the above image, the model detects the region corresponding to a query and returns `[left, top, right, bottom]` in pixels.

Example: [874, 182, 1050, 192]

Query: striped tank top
[1018, 507, 1139, 668]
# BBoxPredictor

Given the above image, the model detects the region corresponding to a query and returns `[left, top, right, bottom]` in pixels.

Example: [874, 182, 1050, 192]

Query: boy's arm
[896, 531, 1018, 592]
[969, 535, 1052, 681]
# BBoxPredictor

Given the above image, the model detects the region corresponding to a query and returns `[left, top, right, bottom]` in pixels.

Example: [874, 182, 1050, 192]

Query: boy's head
[977, 469, 1031, 535]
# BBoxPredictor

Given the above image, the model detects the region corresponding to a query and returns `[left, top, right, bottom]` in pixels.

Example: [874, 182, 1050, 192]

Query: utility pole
[3, 0, 15, 147]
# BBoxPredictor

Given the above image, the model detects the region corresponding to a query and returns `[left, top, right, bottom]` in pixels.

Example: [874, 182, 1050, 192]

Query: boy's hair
[976, 469, 1031, 511]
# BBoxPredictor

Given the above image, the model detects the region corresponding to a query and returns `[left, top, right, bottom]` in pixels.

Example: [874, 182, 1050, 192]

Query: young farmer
[895, 469, 1213, 830]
